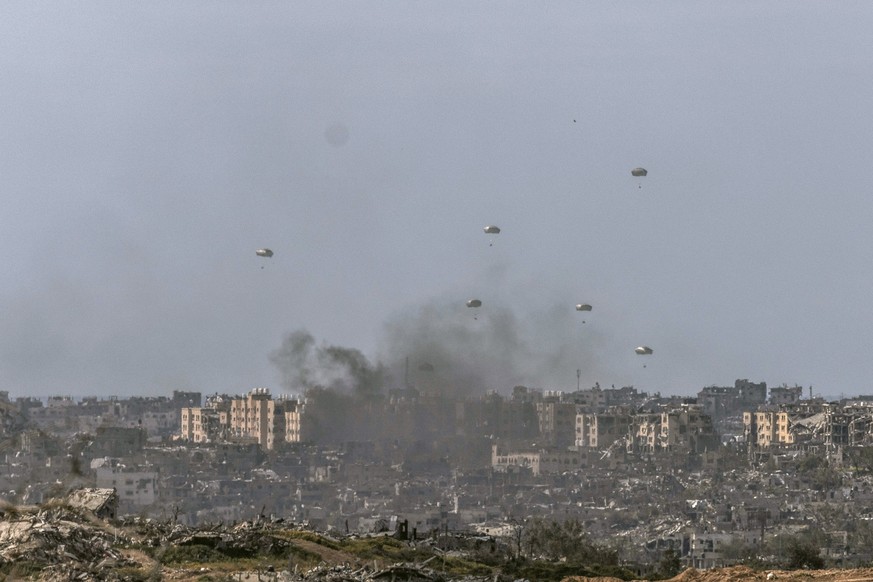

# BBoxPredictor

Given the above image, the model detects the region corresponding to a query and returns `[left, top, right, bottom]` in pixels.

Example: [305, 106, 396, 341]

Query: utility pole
[576, 369, 581, 391]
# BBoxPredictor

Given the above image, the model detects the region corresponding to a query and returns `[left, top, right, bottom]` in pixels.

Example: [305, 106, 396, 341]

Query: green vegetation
[781, 535, 826, 570]
[111, 566, 155, 582]
[524, 518, 619, 565]
[148, 536, 322, 573]
[159, 544, 228, 564]
[340, 535, 422, 563]
[654, 549, 683, 579]
[0, 560, 42, 579]
[279, 529, 341, 550]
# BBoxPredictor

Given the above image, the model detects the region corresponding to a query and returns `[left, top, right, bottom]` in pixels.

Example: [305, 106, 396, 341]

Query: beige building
[180, 389, 302, 449]
[744, 411, 774, 447]
[630, 406, 717, 452]
[281, 397, 302, 443]
[491, 443, 585, 476]
[180, 407, 224, 444]
[491, 444, 541, 475]
[634, 413, 661, 452]
[743, 410, 793, 447]
[659, 404, 715, 451]
[230, 388, 277, 448]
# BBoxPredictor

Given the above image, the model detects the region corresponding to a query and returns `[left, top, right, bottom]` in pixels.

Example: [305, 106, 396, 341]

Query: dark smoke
[379, 298, 607, 397]
[269, 329, 384, 396]
[269, 297, 610, 444]
[269, 330, 387, 443]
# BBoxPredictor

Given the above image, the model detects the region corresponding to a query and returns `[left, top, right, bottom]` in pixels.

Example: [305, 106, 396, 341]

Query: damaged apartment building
[493, 402, 720, 475]
[743, 394, 873, 451]
[180, 388, 302, 449]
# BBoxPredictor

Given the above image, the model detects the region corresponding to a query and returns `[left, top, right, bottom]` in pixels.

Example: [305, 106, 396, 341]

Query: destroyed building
[65, 487, 118, 520]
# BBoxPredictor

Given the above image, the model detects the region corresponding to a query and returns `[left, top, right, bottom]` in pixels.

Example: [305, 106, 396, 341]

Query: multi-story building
[847, 405, 873, 446]
[634, 413, 662, 452]
[776, 410, 794, 444]
[834, 405, 856, 447]
[744, 401, 827, 448]
[697, 379, 766, 420]
[659, 404, 717, 452]
[230, 388, 277, 448]
[180, 406, 225, 444]
[180, 389, 302, 449]
[567, 384, 607, 411]
[576, 410, 631, 449]
[744, 410, 778, 448]
[536, 400, 577, 448]
[471, 392, 538, 441]
[281, 397, 302, 443]
[630, 406, 716, 453]
[93, 458, 158, 510]
[770, 385, 803, 406]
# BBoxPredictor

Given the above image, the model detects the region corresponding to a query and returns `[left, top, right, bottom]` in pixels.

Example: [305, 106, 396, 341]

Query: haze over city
[2, 2, 872, 399]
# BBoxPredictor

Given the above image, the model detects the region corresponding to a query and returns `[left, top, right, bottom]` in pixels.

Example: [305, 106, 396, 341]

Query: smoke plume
[269, 329, 384, 397]
[269, 296, 613, 444]
[379, 297, 608, 397]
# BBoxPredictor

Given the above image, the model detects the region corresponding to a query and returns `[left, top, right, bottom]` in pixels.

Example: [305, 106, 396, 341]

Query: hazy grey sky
[2, 2, 872, 399]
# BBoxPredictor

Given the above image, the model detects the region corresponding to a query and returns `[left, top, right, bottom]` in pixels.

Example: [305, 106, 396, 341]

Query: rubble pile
[0, 509, 135, 578]
[297, 563, 382, 582]
[119, 515, 181, 545]
[292, 561, 504, 582]
[371, 563, 444, 581]
[169, 520, 294, 558]
[11, 501, 873, 582]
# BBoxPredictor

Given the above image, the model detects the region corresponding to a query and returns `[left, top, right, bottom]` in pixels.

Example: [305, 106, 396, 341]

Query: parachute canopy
[483, 225, 501, 234]
[256, 248, 274, 258]
[635, 346, 653, 355]
[466, 299, 482, 308]
[631, 168, 648, 177]
[575, 304, 593, 312]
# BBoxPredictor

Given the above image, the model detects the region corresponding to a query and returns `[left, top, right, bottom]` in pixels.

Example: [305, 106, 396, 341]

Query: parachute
[631, 168, 648, 177]
[418, 362, 435, 372]
[466, 298, 482, 320]
[575, 304, 593, 322]
[256, 249, 274, 258]
[635, 345, 653, 367]
[484, 225, 501, 246]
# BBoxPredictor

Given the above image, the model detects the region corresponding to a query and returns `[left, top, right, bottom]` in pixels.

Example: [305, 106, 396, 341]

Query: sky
[2, 2, 873, 400]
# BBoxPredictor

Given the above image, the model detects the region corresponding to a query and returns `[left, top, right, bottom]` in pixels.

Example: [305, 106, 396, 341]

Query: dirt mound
[669, 566, 765, 582]
[667, 567, 873, 582]
[563, 567, 873, 582]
